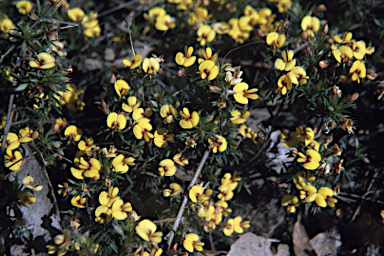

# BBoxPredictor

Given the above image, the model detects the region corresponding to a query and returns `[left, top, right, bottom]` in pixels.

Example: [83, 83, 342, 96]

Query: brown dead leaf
[293, 213, 316, 256]
[309, 230, 339, 256]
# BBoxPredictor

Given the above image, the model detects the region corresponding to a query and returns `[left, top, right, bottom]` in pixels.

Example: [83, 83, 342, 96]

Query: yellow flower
[293, 171, 315, 190]
[99, 186, 120, 207]
[275, 50, 296, 71]
[244, 5, 259, 26]
[217, 186, 234, 201]
[230, 109, 249, 124]
[233, 216, 250, 233]
[315, 187, 337, 208]
[266, 32, 285, 49]
[198, 60, 219, 80]
[163, 183, 182, 197]
[208, 134, 227, 153]
[290, 67, 309, 84]
[301, 15, 320, 37]
[29, 52, 56, 69]
[158, 159, 177, 176]
[238, 16, 253, 32]
[67, 7, 85, 22]
[133, 119, 154, 142]
[0, 18, 16, 33]
[220, 172, 241, 191]
[296, 126, 314, 145]
[22, 176, 43, 191]
[143, 248, 163, 256]
[122, 96, 141, 113]
[297, 149, 321, 170]
[281, 194, 299, 213]
[18, 127, 39, 143]
[197, 25, 216, 46]
[148, 7, 166, 21]
[114, 79, 130, 97]
[107, 112, 127, 130]
[233, 83, 259, 104]
[160, 104, 177, 124]
[176, 46, 196, 67]
[349, 60, 366, 84]
[154, 128, 175, 148]
[16, 1, 34, 15]
[198, 47, 218, 64]
[223, 219, 234, 236]
[78, 137, 95, 155]
[155, 14, 175, 31]
[111, 154, 135, 174]
[351, 40, 366, 60]
[280, 129, 299, 148]
[173, 153, 188, 166]
[183, 233, 204, 252]
[123, 54, 143, 69]
[332, 45, 353, 63]
[179, 108, 199, 129]
[334, 32, 352, 44]
[71, 195, 86, 208]
[142, 57, 160, 74]
[5, 149, 23, 171]
[95, 205, 112, 224]
[276, 72, 298, 95]
[277, 0, 292, 13]
[111, 199, 132, 220]
[71, 157, 101, 179]
[135, 219, 162, 243]
[239, 125, 252, 138]
[132, 108, 152, 122]
[299, 184, 317, 202]
[64, 125, 82, 141]
[0, 116, 6, 129]
[18, 192, 36, 206]
[46, 230, 72, 256]
[1, 132, 20, 151]
[189, 185, 205, 202]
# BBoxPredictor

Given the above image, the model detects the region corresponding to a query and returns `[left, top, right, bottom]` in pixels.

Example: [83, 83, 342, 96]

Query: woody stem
[166, 150, 210, 251]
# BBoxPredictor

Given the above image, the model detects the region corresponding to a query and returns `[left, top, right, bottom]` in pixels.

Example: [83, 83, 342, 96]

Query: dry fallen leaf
[293, 213, 316, 256]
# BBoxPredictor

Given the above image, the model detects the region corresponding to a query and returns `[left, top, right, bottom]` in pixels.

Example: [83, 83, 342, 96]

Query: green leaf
[14, 84, 29, 92]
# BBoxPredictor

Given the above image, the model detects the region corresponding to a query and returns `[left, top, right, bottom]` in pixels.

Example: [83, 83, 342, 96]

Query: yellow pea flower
[111, 199, 132, 220]
[95, 205, 112, 223]
[301, 15, 320, 37]
[277, 0, 292, 13]
[78, 137, 95, 155]
[293, 171, 316, 190]
[67, 7, 85, 22]
[280, 129, 299, 148]
[297, 149, 321, 170]
[299, 184, 317, 202]
[132, 107, 152, 122]
[0, 116, 6, 129]
[217, 185, 234, 201]
[281, 194, 299, 213]
[238, 15, 253, 32]
[142, 57, 160, 74]
[154, 128, 175, 148]
[5, 149, 23, 171]
[0, 18, 16, 33]
[179, 108, 199, 129]
[198, 47, 218, 64]
[173, 153, 188, 166]
[233, 216, 250, 233]
[123, 54, 143, 69]
[332, 45, 353, 63]
[223, 219, 234, 236]
[230, 109, 249, 124]
[349, 60, 366, 84]
[99, 186, 120, 207]
[122, 96, 141, 113]
[176, 46, 196, 67]
[133, 119, 154, 141]
[315, 187, 337, 208]
[111, 154, 135, 174]
[266, 32, 285, 49]
[107, 112, 127, 130]
[351, 40, 366, 60]
[71, 157, 101, 179]
[18, 192, 36, 207]
[71, 195, 86, 208]
[160, 104, 177, 124]
[135, 219, 162, 243]
[198, 60, 219, 80]
[183, 233, 204, 252]
[276, 72, 298, 95]
[233, 82, 259, 104]
[114, 79, 130, 97]
[334, 31, 353, 44]
[29, 52, 56, 69]
[155, 14, 175, 31]
[148, 7, 166, 21]
[163, 183, 182, 197]
[16, 1, 34, 15]
[220, 173, 241, 191]
[197, 25, 216, 46]
[1, 132, 20, 151]
[208, 134, 227, 153]
[189, 185, 205, 202]
[22, 176, 43, 191]
[18, 127, 39, 143]
[64, 125, 82, 141]
[275, 50, 296, 71]
[158, 159, 176, 176]
[239, 125, 252, 138]
[290, 67, 309, 84]
[296, 126, 314, 145]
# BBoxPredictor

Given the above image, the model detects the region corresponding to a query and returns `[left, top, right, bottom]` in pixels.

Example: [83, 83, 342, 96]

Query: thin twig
[0, 94, 15, 175]
[166, 150, 210, 250]
[293, 42, 309, 54]
[0, 45, 15, 64]
[209, 230, 216, 252]
[350, 168, 379, 222]
[97, 0, 140, 18]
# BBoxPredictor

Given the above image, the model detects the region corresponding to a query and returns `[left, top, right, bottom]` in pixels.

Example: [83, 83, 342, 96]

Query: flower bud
[348, 92, 359, 102]
[318, 60, 329, 69]
[209, 86, 221, 92]
[305, 45, 311, 56]
[323, 24, 329, 36]
[110, 73, 116, 84]
[312, 67, 318, 74]
[366, 70, 378, 80]
[315, 4, 327, 13]
[101, 99, 110, 115]
[290, 148, 298, 157]
[277, 22, 283, 33]
[302, 30, 308, 41]
[129, 210, 140, 223]
[256, 28, 263, 39]
[217, 98, 227, 108]
[172, 243, 178, 253]
[105, 178, 111, 187]
[332, 85, 342, 97]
